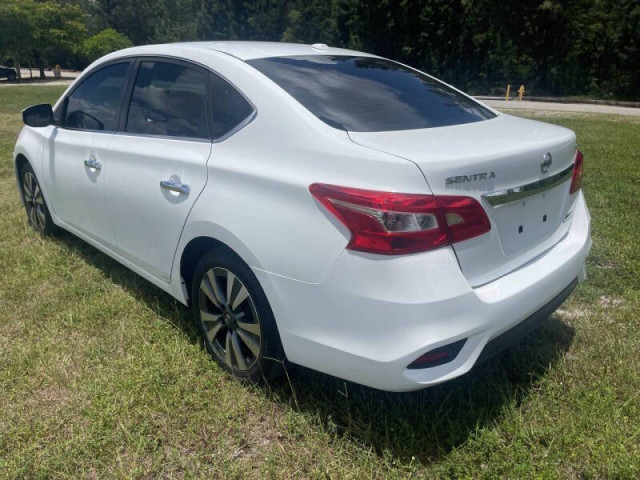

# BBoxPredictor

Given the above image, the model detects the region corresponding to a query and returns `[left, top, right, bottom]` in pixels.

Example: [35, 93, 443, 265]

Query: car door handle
[160, 179, 190, 195]
[84, 158, 102, 170]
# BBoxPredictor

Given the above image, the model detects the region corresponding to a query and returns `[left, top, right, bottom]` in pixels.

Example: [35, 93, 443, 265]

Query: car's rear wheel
[20, 163, 56, 235]
[7, 71, 17, 81]
[192, 248, 285, 382]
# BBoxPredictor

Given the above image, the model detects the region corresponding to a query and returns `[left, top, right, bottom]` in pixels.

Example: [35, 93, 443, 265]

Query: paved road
[0, 80, 74, 87]
[0, 69, 79, 87]
[482, 99, 640, 117]
[16, 68, 80, 80]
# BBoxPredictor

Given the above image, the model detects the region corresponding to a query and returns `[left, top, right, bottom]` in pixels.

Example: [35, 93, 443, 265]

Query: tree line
[1, 0, 638, 100]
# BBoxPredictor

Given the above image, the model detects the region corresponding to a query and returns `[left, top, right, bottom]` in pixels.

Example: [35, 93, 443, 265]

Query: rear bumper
[475, 277, 577, 365]
[255, 191, 591, 391]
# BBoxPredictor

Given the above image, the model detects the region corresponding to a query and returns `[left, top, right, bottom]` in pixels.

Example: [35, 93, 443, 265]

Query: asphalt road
[482, 99, 640, 117]
[0, 69, 79, 87]
[16, 68, 80, 80]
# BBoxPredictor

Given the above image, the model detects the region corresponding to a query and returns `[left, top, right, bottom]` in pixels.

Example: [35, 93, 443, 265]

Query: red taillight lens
[436, 195, 492, 243]
[309, 183, 491, 255]
[570, 149, 584, 194]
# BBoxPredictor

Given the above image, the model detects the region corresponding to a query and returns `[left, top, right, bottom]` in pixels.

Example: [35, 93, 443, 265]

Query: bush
[81, 28, 132, 65]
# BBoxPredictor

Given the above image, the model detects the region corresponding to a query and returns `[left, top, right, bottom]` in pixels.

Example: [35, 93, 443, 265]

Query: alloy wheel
[22, 171, 47, 232]
[198, 267, 262, 372]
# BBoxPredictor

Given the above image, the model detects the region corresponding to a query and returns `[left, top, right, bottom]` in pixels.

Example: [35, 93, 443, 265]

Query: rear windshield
[247, 55, 496, 132]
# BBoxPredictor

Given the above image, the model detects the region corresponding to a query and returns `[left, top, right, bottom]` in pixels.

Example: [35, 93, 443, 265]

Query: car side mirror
[22, 104, 54, 127]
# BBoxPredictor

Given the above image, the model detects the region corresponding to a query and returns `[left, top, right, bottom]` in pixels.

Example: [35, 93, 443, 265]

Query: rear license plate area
[492, 186, 568, 256]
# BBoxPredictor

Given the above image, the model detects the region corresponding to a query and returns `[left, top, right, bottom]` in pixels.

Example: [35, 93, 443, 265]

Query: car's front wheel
[7, 71, 17, 81]
[192, 248, 286, 383]
[20, 163, 56, 235]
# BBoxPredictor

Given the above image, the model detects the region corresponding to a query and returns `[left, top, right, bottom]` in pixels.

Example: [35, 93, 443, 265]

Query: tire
[7, 71, 17, 82]
[191, 247, 286, 383]
[19, 163, 56, 235]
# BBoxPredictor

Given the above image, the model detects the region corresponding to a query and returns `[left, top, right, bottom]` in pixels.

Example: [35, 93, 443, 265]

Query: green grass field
[1, 86, 639, 479]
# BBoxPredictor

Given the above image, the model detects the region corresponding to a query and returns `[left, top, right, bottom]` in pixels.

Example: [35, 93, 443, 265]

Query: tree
[31, 1, 87, 77]
[92, 0, 158, 44]
[0, 0, 39, 79]
[8, 0, 632, 99]
[281, 0, 338, 44]
[81, 28, 132, 64]
[0, 0, 86, 78]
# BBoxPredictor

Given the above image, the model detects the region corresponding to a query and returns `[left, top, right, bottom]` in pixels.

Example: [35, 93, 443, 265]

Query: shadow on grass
[52, 230, 199, 342]
[271, 319, 573, 463]
[53, 229, 575, 464]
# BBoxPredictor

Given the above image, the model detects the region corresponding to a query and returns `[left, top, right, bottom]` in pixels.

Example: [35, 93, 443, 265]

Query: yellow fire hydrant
[518, 84, 525, 101]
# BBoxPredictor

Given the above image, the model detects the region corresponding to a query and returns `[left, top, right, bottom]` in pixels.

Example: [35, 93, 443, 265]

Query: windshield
[248, 55, 496, 132]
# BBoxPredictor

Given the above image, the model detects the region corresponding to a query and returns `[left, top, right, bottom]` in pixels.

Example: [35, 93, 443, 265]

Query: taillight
[309, 183, 491, 255]
[436, 196, 493, 243]
[570, 149, 584, 194]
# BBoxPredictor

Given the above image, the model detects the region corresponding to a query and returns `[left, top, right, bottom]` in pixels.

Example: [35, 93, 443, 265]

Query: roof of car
[111, 41, 376, 62]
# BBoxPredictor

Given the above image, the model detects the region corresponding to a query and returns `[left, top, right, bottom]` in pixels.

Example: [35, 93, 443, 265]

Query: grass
[1, 85, 639, 479]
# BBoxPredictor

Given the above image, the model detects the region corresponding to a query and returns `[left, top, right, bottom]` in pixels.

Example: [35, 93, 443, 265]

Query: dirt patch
[29, 385, 78, 422]
[598, 295, 623, 308]
[556, 306, 589, 324]
[596, 259, 616, 269]
[233, 407, 288, 462]
[0, 322, 22, 354]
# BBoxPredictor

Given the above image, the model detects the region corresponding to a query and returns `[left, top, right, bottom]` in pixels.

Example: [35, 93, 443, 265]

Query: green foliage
[281, 1, 338, 44]
[0, 0, 40, 64]
[0, 0, 86, 75]
[1, 0, 639, 98]
[90, 0, 202, 44]
[115, 0, 639, 100]
[31, 1, 87, 68]
[81, 28, 132, 64]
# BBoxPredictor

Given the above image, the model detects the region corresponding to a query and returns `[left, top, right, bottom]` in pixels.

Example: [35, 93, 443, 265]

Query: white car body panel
[13, 42, 591, 391]
[105, 134, 211, 282]
[14, 128, 48, 203]
[184, 114, 429, 285]
[42, 127, 118, 249]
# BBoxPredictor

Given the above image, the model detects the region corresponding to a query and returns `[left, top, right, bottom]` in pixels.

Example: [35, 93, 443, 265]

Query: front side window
[248, 55, 496, 132]
[125, 61, 209, 139]
[63, 62, 129, 131]
[210, 73, 254, 139]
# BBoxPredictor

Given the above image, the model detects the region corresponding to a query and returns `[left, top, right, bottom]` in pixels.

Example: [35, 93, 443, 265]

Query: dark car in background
[0, 66, 18, 81]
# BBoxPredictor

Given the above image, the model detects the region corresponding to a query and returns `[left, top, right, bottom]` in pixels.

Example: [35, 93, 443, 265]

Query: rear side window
[63, 62, 129, 131]
[248, 56, 496, 132]
[210, 73, 254, 139]
[125, 61, 209, 139]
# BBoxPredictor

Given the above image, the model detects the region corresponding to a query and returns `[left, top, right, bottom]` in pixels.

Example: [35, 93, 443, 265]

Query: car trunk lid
[348, 114, 578, 286]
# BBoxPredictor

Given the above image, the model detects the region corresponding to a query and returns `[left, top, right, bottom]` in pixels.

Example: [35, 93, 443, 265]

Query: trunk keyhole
[543, 214, 547, 223]
[518, 225, 523, 234]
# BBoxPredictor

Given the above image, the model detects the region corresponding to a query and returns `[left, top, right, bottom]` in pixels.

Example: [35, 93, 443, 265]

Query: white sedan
[14, 42, 591, 391]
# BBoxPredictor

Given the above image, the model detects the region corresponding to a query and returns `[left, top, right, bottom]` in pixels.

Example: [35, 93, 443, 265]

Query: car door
[43, 60, 132, 249]
[105, 59, 212, 282]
